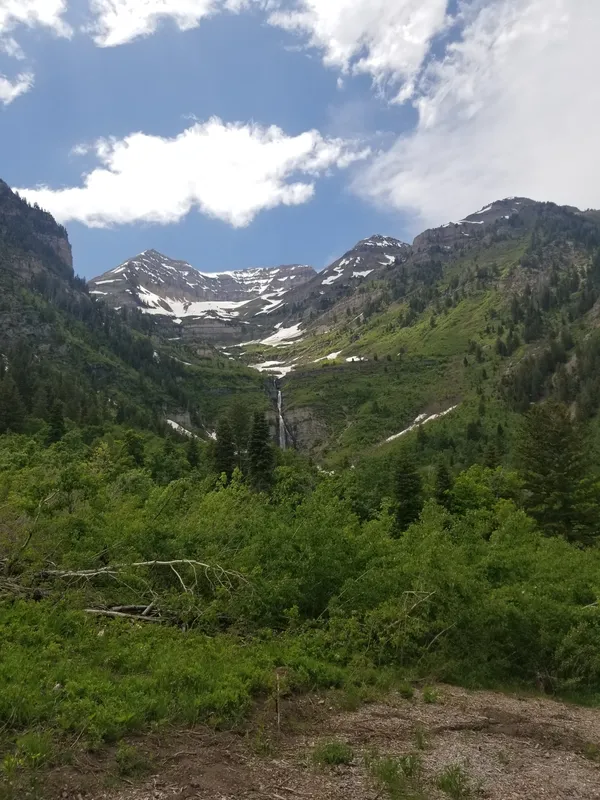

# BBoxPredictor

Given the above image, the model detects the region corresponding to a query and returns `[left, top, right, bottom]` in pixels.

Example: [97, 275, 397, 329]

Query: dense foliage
[1, 398, 599, 770]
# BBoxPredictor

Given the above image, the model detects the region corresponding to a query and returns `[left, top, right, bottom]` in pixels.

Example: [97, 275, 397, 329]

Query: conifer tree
[394, 453, 423, 531]
[517, 401, 597, 544]
[47, 399, 65, 444]
[248, 412, 274, 492]
[0, 375, 25, 434]
[124, 429, 145, 466]
[434, 461, 453, 508]
[186, 436, 200, 469]
[228, 401, 251, 470]
[215, 417, 235, 479]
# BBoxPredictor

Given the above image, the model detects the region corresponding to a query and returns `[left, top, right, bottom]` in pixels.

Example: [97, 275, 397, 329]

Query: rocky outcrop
[0, 180, 72, 280]
[284, 407, 329, 451]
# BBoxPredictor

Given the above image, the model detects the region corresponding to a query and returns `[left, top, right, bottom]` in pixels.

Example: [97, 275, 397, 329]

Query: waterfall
[277, 389, 286, 450]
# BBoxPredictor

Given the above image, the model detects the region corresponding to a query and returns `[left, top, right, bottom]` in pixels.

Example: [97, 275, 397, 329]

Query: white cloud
[358, 0, 600, 228]
[17, 117, 369, 227]
[0, 0, 71, 104]
[0, 71, 33, 104]
[0, 0, 71, 37]
[266, 0, 449, 101]
[88, 0, 253, 47]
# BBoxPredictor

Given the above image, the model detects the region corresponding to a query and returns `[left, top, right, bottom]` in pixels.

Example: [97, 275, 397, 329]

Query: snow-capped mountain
[317, 234, 410, 287]
[89, 250, 316, 323]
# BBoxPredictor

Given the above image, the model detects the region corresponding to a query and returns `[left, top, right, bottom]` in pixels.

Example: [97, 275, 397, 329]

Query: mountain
[0, 183, 267, 439]
[89, 250, 316, 343]
[235, 198, 600, 455]
[5, 182, 600, 461]
[89, 235, 411, 344]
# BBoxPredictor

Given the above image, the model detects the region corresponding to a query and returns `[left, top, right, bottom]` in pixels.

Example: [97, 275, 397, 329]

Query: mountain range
[3, 177, 600, 460]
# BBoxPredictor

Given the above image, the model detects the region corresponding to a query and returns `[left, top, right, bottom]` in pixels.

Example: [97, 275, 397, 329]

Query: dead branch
[42, 559, 246, 587]
[85, 609, 164, 623]
[18, 491, 59, 555]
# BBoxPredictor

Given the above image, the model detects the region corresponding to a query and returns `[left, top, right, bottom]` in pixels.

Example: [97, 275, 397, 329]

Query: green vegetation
[312, 740, 354, 766]
[2, 184, 600, 796]
[436, 764, 475, 799]
[366, 751, 425, 799]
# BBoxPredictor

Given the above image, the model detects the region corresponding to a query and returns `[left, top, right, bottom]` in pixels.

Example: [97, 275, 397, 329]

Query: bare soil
[47, 686, 600, 800]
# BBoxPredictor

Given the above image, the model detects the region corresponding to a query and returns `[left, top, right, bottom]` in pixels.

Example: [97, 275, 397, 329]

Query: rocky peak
[412, 197, 539, 252]
[0, 179, 72, 279]
[317, 234, 410, 288]
[89, 250, 316, 321]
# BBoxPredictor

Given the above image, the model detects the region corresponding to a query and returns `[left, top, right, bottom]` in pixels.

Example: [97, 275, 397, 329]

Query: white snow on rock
[472, 204, 494, 215]
[260, 323, 304, 346]
[166, 419, 197, 438]
[322, 270, 344, 286]
[346, 356, 367, 362]
[250, 360, 296, 378]
[352, 270, 373, 278]
[384, 405, 458, 444]
[313, 351, 342, 362]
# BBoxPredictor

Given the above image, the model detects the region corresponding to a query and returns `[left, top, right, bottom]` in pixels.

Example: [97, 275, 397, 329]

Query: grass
[312, 740, 354, 766]
[436, 764, 474, 799]
[366, 751, 425, 800]
[422, 686, 439, 704]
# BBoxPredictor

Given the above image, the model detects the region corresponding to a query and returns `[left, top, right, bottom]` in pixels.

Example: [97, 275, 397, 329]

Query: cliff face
[0, 180, 73, 281]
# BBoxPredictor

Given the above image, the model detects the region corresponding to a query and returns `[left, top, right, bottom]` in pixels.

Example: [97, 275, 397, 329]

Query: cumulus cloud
[357, 0, 600, 228]
[88, 0, 253, 47]
[0, 0, 71, 104]
[0, 71, 33, 104]
[0, 0, 71, 37]
[266, 0, 449, 101]
[18, 117, 369, 227]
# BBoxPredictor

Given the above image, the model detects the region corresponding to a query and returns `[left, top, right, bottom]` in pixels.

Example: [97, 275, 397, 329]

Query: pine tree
[124, 429, 145, 466]
[434, 461, 453, 508]
[394, 453, 423, 532]
[248, 412, 274, 492]
[186, 436, 200, 469]
[517, 402, 597, 544]
[0, 375, 25, 434]
[215, 417, 235, 479]
[228, 401, 251, 470]
[47, 399, 65, 444]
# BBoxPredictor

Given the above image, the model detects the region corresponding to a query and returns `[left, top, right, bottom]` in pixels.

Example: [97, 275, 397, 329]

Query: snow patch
[166, 419, 197, 439]
[384, 406, 459, 444]
[313, 351, 342, 362]
[352, 270, 374, 278]
[260, 323, 304, 346]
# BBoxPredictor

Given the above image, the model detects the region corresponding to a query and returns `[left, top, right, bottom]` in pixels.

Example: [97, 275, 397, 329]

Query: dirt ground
[48, 685, 600, 800]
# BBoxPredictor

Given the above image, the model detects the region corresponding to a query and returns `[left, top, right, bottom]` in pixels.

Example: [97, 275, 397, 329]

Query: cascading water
[277, 388, 286, 450]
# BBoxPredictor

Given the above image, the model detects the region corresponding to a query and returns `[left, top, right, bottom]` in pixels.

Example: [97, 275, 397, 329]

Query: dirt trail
[53, 686, 600, 800]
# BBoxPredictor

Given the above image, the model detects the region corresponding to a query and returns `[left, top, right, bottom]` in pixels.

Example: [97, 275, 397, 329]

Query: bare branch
[85, 609, 163, 623]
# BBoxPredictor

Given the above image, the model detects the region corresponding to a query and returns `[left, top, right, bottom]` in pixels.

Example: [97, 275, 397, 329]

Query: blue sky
[1, 1, 597, 279]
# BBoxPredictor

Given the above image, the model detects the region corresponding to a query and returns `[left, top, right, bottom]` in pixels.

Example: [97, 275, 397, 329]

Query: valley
[2, 180, 600, 799]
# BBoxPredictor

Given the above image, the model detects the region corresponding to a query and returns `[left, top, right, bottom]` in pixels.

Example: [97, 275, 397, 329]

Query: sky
[1, 0, 598, 279]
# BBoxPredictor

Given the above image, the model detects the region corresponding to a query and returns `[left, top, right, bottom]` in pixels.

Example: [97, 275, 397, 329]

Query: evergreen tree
[434, 461, 453, 508]
[228, 401, 251, 470]
[394, 453, 423, 532]
[517, 402, 597, 544]
[247, 412, 274, 492]
[124, 429, 145, 466]
[186, 436, 200, 469]
[215, 417, 235, 479]
[46, 399, 65, 444]
[0, 375, 25, 434]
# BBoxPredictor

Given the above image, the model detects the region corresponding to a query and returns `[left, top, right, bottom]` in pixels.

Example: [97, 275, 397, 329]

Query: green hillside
[2, 189, 600, 797]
